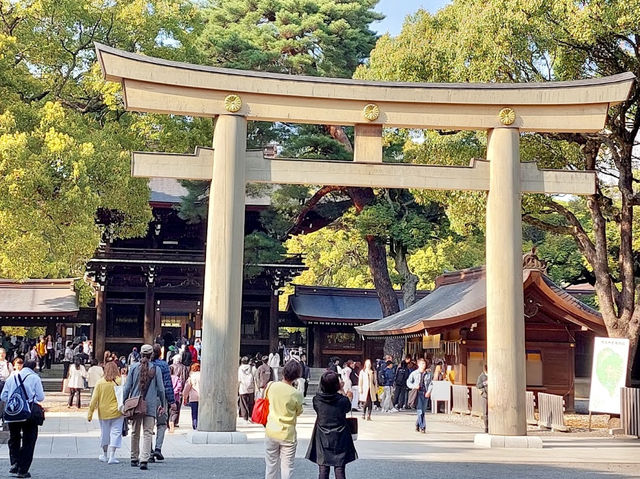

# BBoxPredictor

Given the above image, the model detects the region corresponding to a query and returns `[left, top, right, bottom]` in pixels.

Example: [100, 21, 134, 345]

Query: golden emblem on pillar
[498, 107, 516, 125]
[224, 94, 243, 113]
[362, 103, 380, 121]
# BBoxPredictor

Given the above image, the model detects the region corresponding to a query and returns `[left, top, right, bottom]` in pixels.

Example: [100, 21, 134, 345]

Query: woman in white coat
[358, 359, 378, 421]
[68, 356, 87, 408]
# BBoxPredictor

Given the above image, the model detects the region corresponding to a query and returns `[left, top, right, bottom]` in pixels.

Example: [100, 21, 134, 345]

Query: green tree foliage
[199, 0, 382, 77]
[285, 217, 375, 288]
[408, 235, 485, 289]
[357, 0, 640, 369]
[179, 0, 383, 279]
[0, 0, 202, 279]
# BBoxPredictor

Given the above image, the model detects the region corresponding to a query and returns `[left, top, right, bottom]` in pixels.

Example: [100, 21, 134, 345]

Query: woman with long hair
[182, 363, 201, 430]
[306, 371, 357, 479]
[122, 344, 165, 471]
[68, 356, 87, 408]
[88, 361, 124, 464]
[357, 359, 377, 421]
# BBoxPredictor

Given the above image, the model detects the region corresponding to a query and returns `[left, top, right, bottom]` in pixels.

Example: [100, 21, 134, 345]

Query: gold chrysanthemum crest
[498, 107, 516, 125]
[362, 103, 380, 121]
[224, 94, 242, 113]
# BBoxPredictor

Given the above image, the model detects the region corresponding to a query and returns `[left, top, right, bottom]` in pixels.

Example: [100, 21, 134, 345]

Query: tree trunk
[347, 186, 402, 358]
[392, 241, 419, 308]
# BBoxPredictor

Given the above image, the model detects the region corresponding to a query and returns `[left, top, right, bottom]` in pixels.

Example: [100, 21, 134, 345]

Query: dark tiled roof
[288, 286, 428, 323]
[542, 275, 602, 319]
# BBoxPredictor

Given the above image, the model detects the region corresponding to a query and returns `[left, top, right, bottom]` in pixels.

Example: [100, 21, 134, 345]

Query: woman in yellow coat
[88, 361, 123, 464]
[358, 359, 378, 421]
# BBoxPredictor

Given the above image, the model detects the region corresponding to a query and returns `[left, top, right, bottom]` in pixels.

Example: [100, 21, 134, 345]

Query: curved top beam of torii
[95, 43, 634, 133]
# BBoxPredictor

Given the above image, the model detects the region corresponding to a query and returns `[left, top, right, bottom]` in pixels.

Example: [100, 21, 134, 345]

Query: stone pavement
[0, 399, 639, 478]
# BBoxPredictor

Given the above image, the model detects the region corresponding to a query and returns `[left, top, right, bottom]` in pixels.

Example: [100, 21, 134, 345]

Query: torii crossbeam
[95, 42, 634, 447]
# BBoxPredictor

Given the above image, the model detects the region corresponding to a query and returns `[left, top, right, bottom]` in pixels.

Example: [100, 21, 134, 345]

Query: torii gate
[95, 43, 633, 446]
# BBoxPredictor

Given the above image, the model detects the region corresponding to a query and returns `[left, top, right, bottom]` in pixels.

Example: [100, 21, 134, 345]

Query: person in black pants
[2, 359, 45, 478]
[306, 371, 357, 479]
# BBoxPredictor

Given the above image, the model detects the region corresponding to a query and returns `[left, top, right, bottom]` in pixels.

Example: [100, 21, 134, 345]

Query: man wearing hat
[122, 343, 165, 470]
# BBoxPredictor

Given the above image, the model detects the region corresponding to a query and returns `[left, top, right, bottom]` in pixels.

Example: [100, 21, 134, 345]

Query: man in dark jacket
[300, 354, 311, 397]
[393, 356, 411, 410]
[151, 344, 175, 462]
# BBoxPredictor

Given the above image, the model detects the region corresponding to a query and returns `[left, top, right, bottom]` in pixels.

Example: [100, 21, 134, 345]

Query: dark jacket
[306, 393, 357, 466]
[394, 364, 409, 387]
[152, 359, 175, 404]
[382, 367, 395, 387]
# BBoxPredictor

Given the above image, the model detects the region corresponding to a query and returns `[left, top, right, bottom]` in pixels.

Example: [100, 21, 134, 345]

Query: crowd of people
[0, 327, 470, 478]
[255, 352, 458, 479]
[0, 332, 91, 374]
[83, 339, 202, 471]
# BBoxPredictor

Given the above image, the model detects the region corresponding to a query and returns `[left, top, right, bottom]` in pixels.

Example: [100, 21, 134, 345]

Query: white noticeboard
[588, 337, 630, 415]
[430, 380, 451, 401]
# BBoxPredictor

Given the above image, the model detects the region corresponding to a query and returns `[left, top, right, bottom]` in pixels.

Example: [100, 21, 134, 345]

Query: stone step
[42, 378, 62, 393]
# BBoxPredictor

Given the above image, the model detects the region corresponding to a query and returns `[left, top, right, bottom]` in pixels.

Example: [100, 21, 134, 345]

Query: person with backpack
[122, 344, 166, 471]
[87, 361, 123, 464]
[238, 356, 255, 423]
[1, 358, 45, 478]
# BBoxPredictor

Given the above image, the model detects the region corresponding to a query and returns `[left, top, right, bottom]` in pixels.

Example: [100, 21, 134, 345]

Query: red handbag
[251, 382, 273, 426]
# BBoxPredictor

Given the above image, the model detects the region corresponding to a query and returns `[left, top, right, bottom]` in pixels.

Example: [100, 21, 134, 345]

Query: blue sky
[373, 0, 451, 36]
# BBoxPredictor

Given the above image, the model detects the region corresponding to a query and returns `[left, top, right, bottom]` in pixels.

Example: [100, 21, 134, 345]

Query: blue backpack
[3, 374, 32, 423]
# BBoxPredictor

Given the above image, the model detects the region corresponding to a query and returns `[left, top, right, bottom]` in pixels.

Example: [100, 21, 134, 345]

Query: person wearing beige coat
[358, 359, 378, 421]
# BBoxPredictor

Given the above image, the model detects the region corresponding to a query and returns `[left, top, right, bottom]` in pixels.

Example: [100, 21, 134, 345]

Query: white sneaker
[108, 457, 119, 464]
[391, 408, 399, 413]
[98, 454, 107, 463]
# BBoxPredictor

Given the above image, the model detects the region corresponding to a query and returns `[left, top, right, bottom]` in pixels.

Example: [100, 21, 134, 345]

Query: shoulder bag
[251, 381, 273, 426]
[122, 367, 154, 418]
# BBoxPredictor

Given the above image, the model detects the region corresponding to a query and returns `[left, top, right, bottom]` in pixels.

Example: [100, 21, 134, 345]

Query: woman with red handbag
[306, 371, 357, 479]
[264, 360, 304, 479]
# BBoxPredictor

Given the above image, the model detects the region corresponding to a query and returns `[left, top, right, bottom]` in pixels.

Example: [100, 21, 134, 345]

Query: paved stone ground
[1, 396, 638, 478]
[0, 457, 638, 479]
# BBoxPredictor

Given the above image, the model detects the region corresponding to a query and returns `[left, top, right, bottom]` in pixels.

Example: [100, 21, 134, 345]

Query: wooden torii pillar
[95, 43, 633, 446]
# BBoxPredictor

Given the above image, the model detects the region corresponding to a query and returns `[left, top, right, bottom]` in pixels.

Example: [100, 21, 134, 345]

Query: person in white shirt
[67, 357, 87, 408]
[1, 358, 45, 478]
[86, 359, 104, 395]
[268, 351, 281, 382]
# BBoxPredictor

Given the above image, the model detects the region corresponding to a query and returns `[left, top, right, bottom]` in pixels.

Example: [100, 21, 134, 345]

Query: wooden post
[198, 115, 247, 432]
[485, 127, 527, 437]
[95, 287, 106, 362]
[143, 282, 155, 344]
[269, 291, 279, 355]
